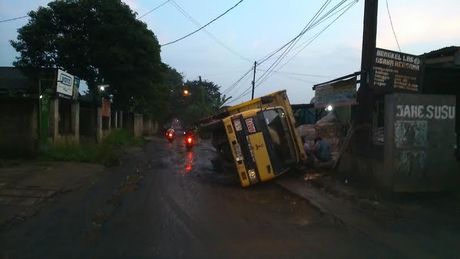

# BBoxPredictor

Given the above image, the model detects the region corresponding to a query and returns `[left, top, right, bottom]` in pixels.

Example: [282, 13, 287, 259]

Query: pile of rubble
[296, 112, 346, 165]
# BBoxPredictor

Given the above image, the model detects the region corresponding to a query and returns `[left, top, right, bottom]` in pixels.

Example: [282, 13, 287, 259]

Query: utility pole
[355, 0, 378, 152]
[251, 61, 257, 100]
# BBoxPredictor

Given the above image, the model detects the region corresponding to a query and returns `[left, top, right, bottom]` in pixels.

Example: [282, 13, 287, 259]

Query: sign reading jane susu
[373, 48, 421, 92]
[57, 69, 75, 97]
[395, 104, 456, 120]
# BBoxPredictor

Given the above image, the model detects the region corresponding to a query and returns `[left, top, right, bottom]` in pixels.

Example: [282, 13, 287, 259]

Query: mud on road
[2, 137, 403, 258]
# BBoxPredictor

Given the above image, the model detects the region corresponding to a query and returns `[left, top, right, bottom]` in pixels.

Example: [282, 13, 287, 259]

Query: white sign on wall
[57, 69, 74, 97]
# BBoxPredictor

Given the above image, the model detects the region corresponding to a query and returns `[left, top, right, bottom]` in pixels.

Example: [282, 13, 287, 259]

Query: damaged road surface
[2, 137, 403, 258]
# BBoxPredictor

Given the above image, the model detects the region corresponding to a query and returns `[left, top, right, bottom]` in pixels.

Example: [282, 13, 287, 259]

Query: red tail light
[187, 137, 193, 144]
[169, 133, 173, 137]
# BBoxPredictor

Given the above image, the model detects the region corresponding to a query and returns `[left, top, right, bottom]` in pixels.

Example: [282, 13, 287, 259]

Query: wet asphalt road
[1, 137, 401, 258]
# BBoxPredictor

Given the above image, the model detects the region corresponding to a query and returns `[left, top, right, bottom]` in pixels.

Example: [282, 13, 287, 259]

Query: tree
[170, 78, 226, 126]
[11, 0, 165, 117]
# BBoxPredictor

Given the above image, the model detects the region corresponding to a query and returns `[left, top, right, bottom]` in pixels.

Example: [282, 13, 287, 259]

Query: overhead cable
[221, 66, 253, 96]
[0, 15, 28, 23]
[257, 0, 356, 87]
[256, 0, 335, 86]
[256, 0, 332, 66]
[169, 0, 251, 62]
[385, 0, 401, 51]
[256, 69, 331, 79]
[225, 0, 334, 105]
[274, 1, 358, 75]
[224, 0, 357, 105]
[139, 0, 171, 19]
[161, 0, 244, 47]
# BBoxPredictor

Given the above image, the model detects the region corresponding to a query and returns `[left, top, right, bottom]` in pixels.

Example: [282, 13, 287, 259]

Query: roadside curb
[275, 178, 356, 226]
[275, 177, 428, 259]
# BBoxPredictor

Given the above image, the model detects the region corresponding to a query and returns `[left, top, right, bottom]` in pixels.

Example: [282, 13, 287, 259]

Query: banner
[314, 77, 357, 108]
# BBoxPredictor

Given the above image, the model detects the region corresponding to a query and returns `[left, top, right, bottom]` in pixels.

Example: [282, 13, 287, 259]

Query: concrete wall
[49, 98, 79, 144]
[143, 118, 158, 136]
[384, 93, 459, 192]
[0, 99, 38, 157]
[122, 112, 143, 138]
[134, 113, 143, 138]
[122, 112, 133, 134]
[79, 105, 97, 144]
[338, 93, 459, 192]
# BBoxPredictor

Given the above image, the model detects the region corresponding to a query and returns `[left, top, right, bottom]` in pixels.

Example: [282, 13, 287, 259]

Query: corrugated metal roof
[421, 46, 460, 59]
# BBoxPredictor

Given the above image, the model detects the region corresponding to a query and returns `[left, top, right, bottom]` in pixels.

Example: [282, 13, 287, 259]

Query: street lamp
[99, 84, 109, 92]
[183, 89, 190, 96]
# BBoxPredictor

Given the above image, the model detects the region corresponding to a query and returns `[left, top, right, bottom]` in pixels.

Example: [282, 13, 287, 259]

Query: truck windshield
[262, 108, 296, 168]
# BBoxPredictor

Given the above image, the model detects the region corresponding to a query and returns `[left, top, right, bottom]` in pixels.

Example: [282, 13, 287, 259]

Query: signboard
[314, 77, 357, 108]
[233, 119, 243, 131]
[373, 48, 421, 92]
[384, 93, 458, 192]
[56, 69, 74, 97]
[245, 118, 256, 133]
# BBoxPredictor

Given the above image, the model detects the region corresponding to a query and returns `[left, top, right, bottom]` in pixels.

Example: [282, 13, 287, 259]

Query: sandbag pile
[296, 112, 346, 161]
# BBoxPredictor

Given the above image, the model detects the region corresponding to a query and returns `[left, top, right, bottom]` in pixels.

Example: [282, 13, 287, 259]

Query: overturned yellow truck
[199, 90, 307, 187]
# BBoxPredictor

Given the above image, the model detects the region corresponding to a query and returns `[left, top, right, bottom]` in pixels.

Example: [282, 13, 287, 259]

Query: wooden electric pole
[355, 0, 378, 151]
[251, 61, 257, 100]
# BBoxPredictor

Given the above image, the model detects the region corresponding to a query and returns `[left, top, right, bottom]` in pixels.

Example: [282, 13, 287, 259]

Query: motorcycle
[165, 129, 175, 143]
[184, 131, 195, 151]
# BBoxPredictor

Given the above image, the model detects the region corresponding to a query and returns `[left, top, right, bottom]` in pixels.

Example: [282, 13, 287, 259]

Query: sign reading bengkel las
[373, 48, 421, 92]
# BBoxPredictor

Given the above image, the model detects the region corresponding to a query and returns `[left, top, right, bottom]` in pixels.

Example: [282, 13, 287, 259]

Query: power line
[257, 0, 349, 86]
[385, 0, 401, 51]
[221, 66, 253, 96]
[256, 69, 332, 79]
[225, 0, 335, 105]
[256, 0, 335, 86]
[227, 84, 253, 104]
[268, 71, 319, 84]
[231, 0, 356, 104]
[169, 0, 251, 62]
[139, 0, 171, 19]
[161, 0, 244, 47]
[290, 0, 354, 53]
[1, 0, 170, 24]
[256, 0, 332, 66]
[224, 0, 357, 105]
[275, 1, 358, 74]
[257, 0, 356, 87]
[0, 15, 28, 23]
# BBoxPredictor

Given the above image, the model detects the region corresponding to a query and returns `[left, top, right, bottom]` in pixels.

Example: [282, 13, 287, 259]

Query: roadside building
[313, 46, 460, 192]
[0, 67, 80, 157]
[0, 67, 40, 157]
[420, 46, 460, 159]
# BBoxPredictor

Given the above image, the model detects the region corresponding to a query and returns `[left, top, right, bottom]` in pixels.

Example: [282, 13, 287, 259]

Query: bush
[40, 129, 144, 166]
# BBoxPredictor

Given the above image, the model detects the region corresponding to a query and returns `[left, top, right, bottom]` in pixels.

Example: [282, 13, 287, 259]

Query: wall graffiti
[394, 120, 428, 148]
[395, 150, 427, 176]
[394, 120, 428, 176]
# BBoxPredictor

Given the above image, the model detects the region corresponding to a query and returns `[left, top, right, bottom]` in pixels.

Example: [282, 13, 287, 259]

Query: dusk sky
[1, 0, 459, 104]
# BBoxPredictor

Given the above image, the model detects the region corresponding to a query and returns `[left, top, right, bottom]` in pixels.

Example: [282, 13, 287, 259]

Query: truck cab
[200, 90, 306, 187]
